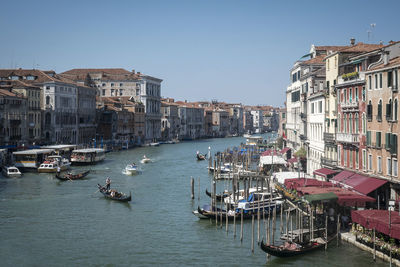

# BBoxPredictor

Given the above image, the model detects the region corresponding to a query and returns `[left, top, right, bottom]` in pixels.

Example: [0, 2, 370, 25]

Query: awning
[345, 174, 387, 195]
[331, 170, 355, 183]
[303, 192, 338, 204]
[300, 53, 312, 59]
[259, 155, 286, 166]
[352, 210, 400, 240]
[281, 147, 291, 154]
[284, 178, 334, 190]
[313, 168, 339, 178]
[287, 157, 298, 164]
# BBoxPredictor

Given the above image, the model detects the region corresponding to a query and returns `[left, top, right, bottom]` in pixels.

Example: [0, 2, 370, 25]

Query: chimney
[383, 51, 389, 65]
[132, 69, 135, 74]
[350, 38, 355, 46]
[137, 71, 141, 75]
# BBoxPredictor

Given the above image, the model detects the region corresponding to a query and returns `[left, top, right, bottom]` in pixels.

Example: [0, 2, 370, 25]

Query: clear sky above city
[1, 0, 399, 106]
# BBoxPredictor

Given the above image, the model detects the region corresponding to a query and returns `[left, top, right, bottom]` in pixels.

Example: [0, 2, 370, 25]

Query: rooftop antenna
[368, 23, 376, 42]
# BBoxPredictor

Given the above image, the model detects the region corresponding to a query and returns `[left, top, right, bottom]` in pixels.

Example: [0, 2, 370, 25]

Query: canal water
[0, 136, 387, 266]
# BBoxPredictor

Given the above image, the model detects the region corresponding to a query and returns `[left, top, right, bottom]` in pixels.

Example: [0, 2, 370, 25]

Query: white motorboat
[141, 155, 151, 164]
[149, 142, 160, 147]
[2, 166, 22, 178]
[124, 164, 138, 175]
[37, 155, 71, 173]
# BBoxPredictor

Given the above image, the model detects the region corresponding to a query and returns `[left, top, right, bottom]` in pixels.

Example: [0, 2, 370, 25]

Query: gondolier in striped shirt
[105, 177, 111, 191]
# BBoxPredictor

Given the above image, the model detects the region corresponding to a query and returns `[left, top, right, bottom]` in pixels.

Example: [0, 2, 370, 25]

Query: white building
[250, 110, 263, 133]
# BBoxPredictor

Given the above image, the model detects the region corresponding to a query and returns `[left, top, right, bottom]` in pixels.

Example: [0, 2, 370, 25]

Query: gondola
[55, 170, 90, 181]
[260, 237, 333, 257]
[195, 205, 252, 220]
[97, 184, 131, 202]
[205, 188, 229, 201]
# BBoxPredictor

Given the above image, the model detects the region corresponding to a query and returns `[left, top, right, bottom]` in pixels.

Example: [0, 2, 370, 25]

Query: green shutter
[376, 132, 381, 147]
[367, 131, 371, 146]
[386, 133, 391, 149]
[391, 134, 398, 154]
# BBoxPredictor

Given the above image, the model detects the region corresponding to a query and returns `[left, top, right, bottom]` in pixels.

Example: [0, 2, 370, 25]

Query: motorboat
[70, 148, 105, 165]
[149, 142, 160, 147]
[2, 166, 22, 178]
[38, 155, 71, 173]
[141, 155, 151, 164]
[125, 164, 138, 175]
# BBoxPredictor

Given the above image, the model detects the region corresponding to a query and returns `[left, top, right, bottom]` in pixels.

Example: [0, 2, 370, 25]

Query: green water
[0, 136, 387, 266]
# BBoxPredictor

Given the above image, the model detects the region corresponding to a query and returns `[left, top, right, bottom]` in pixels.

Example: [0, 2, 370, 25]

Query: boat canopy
[13, 149, 55, 155]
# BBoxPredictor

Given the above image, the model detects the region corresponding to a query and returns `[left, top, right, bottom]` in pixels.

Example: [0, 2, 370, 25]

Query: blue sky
[1, 0, 399, 106]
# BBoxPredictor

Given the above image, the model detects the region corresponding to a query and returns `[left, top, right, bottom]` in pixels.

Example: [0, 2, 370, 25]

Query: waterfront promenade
[0, 136, 387, 266]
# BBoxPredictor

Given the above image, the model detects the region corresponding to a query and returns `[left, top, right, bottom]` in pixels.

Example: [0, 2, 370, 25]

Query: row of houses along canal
[0, 134, 388, 266]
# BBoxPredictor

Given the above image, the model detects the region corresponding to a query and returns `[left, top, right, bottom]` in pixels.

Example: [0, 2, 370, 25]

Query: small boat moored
[196, 151, 206, 161]
[38, 155, 71, 173]
[97, 184, 131, 202]
[2, 166, 22, 178]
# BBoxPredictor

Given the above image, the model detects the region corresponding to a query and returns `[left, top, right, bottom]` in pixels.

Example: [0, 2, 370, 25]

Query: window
[362, 86, 366, 101]
[355, 114, 359, 133]
[344, 115, 347, 133]
[349, 88, 352, 102]
[363, 149, 366, 170]
[366, 131, 371, 146]
[395, 99, 398, 121]
[355, 87, 358, 101]
[376, 131, 381, 148]
[356, 150, 359, 169]
[368, 75, 372, 90]
[311, 103, 314, 114]
[377, 100, 382, 121]
[344, 148, 347, 166]
[344, 89, 347, 103]
[111, 89, 115, 96]
[386, 99, 393, 121]
[380, 73, 383, 88]
[120, 83, 123, 86]
[111, 83, 114, 87]
[378, 156, 382, 173]
[349, 114, 353, 133]
[368, 154, 372, 171]
[388, 71, 393, 87]
[102, 83, 106, 87]
[46, 86, 50, 90]
[318, 101, 322, 113]
[362, 113, 366, 134]
[375, 74, 378, 89]
[350, 149, 353, 168]
[338, 145, 341, 163]
[102, 89, 105, 96]
[394, 159, 398, 177]
[46, 96, 50, 105]
[388, 158, 392, 175]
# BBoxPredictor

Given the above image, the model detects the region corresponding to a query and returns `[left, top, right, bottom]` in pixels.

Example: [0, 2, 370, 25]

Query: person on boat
[105, 177, 111, 191]
[57, 166, 61, 175]
[143, 155, 147, 159]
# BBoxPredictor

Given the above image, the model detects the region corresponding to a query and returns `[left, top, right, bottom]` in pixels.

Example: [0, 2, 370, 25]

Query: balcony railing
[321, 156, 337, 167]
[336, 133, 359, 144]
[341, 101, 359, 110]
[323, 132, 335, 143]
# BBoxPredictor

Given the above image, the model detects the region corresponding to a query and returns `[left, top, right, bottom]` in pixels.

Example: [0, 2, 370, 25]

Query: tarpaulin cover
[352, 210, 400, 240]
[284, 178, 334, 190]
[313, 168, 339, 178]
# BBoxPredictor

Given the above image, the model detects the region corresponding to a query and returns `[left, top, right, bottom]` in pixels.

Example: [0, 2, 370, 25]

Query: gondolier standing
[57, 166, 61, 175]
[105, 177, 111, 191]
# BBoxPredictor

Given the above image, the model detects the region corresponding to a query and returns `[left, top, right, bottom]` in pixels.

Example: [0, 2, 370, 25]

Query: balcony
[341, 101, 359, 110]
[321, 156, 337, 168]
[323, 132, 335, 144]
[336, 133, 359, 144]
[301, 93, 307, 102]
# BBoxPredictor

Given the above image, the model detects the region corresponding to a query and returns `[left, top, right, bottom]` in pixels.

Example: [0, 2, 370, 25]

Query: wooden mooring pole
[251, 214, 255, 253]
[240, 209, 244, 243]
[191, 177, 194, 199]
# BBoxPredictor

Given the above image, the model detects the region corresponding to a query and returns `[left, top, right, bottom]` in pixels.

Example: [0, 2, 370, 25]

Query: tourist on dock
[105, 177, 111, 191]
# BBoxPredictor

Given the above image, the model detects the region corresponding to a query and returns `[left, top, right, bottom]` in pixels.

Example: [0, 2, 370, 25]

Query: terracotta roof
[339, 42, 384, 53]
[0, 89, 24, 97]
[62, 68, 132, 75]
[302, 55, 325, 64]
[369, 56, 400, 71]
[315, 45, 349, 52]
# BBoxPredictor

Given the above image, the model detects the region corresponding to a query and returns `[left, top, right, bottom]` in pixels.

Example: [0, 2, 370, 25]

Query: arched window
[344, 114, 347, 133]
[378, 99, 382, 121]
[395, 99, 398, 121]
[45, 113, 51, 125]
[46, 96, 50, 105]
[349, 114, 353, 133]
[362, 113, 366, 134]
[355, 114, 359, 133]
[349, 88, 352, 103]
[387, 99, 392, 120]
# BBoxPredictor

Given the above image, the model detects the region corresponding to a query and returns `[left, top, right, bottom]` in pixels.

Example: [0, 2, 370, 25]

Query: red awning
[313, 168, 339, 178]
[281, 147, 291, 154]
[335, 172, 387, 195]
[352, 210, 400, 240]
[287, 157, 298, 164]
[284, 178, 334, 190]
[261, 150, 279, 156]
[331, 170, 355, 183]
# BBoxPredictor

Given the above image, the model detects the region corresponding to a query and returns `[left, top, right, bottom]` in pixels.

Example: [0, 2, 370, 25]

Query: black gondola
[55, 170, 90, 181]
[205, 188, 229, 201]
[196, 205, 252, 220]
[260, 237, 333, 257]
[97, 184, 131, 202]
